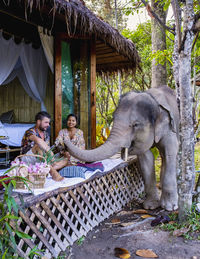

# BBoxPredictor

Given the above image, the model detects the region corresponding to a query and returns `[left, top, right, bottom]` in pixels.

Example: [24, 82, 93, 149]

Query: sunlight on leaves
[114, 247, 131, 259]
[141, 214, 153, 219]
[136, 249, 158, 258]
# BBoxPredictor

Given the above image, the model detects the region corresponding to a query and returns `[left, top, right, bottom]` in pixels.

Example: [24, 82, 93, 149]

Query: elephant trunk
[65, 139, 120, 162]
[65, 124, 127, 162]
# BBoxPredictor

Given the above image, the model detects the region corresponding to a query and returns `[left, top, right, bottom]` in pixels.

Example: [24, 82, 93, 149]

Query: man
[21, 111, 63, 181]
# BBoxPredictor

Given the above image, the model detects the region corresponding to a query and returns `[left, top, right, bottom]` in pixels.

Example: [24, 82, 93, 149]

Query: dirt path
[66, 207, 200, 259]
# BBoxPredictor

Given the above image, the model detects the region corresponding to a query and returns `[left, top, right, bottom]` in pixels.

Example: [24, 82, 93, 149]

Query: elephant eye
[132, 122, 140, 128]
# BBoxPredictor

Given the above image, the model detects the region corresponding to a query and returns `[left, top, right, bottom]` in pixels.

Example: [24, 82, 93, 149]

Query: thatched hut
[0, 0, 140, 148]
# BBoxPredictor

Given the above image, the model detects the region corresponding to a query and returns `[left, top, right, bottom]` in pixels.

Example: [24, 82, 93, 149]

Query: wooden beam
[97, 56, 128, 64]
[96, 49, 117, 55]
[90, 39, 96, 148]
[56, 32, 91, 40]
[96, 52, 124, 59]
[54, 35, 62, 138]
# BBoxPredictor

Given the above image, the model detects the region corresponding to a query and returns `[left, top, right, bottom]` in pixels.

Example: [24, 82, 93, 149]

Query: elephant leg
[159, 154, 164, 190]
[138, 150, 160, 210]
[159, 134, 178, 211]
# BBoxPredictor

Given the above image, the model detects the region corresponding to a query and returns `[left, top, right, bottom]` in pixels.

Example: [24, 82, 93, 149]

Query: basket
[13, 154, 50, 189]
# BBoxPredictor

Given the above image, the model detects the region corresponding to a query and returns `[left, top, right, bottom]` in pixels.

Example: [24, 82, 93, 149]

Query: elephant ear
[147, 86, 179, 143]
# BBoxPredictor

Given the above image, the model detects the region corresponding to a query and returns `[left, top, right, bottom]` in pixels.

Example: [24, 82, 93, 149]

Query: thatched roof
[0, 0, 140, 74]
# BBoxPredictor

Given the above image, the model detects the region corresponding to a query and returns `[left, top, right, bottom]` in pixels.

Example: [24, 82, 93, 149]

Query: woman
[54, 114, 85, 169]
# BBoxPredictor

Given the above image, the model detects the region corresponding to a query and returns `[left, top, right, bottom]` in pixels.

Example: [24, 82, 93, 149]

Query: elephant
[64, 85, 179, 211]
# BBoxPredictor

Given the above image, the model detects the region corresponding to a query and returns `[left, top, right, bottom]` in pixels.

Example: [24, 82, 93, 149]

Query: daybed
[0, 122, 34, 147]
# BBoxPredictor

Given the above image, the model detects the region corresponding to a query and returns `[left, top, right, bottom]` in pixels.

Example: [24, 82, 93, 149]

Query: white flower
[8, 168, 17, 177]
[18, 166, 29, 177]
[41, 165, 50, 175]
[11, 158, 20, 167]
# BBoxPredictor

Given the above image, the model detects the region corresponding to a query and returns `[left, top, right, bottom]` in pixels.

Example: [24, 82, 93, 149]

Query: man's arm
[29, 135, 50, 152]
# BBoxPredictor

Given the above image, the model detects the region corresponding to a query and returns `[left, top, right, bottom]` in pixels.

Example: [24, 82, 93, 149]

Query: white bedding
[0, 123, 34, 146]
[0, 158, 124, 196]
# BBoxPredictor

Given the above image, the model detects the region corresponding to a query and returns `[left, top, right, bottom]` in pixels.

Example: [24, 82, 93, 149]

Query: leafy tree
[122, 19, 175, 90]
[125, 0, 200, 220]
[96, 76, 119, 127]
[122, 23, 152, 90]
[85, 0, 127, 31]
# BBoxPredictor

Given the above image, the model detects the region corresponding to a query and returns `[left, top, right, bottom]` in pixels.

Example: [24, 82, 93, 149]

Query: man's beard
[39, 125, 46, 131]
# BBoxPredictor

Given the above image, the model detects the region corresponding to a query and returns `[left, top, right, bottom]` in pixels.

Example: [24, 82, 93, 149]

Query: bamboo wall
[0, 69, 54, 123]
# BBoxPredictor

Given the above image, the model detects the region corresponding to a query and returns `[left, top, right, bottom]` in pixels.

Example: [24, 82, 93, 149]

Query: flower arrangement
[8, 158, 50, 178]
[7, 155, 51, 189]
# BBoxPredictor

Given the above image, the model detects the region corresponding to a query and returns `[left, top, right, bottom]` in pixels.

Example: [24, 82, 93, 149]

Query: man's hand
[62, 151, 71, 160]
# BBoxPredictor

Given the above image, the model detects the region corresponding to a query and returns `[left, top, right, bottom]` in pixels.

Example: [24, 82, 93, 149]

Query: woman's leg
[52, 159, 69, 171]
[49, 166, 64, 181]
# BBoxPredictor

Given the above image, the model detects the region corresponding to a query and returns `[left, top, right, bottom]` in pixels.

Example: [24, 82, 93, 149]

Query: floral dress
[55, 128, 85, 164]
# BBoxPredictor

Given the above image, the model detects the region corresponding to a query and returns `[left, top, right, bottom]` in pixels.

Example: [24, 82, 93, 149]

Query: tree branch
[140, 0, 175, 34]
[106, 82, 117, 108]
[192, 31, 199, 51]
[171, 0, 182, 50]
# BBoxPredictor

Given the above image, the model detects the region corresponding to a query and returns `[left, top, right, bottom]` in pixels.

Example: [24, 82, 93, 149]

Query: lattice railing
[14, 160, 144, 258]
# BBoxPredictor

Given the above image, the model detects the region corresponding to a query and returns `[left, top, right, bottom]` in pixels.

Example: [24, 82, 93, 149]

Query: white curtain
[20, 45, 48, 111]
[38, 26, 54, 73]
[3, 65, 37, 101]
[0, 32, 48, 111]
[0, 32, 22, 85]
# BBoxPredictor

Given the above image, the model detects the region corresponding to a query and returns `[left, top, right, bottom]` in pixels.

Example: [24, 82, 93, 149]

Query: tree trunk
[151, 0, 167, 88]
[176, 1, 195, 221]
[171, 0, 182, 193]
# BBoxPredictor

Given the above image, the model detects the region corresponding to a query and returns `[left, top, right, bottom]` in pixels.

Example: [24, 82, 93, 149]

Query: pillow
[0, 110, 14, 123]
[59, 166, 87, 178]
[77, 162, 104, 172]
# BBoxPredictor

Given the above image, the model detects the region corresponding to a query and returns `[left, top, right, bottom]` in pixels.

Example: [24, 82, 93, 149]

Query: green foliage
[148, 49, 173, 66]
[96, 76, 119, 127]
[0, 173, 43, 258]
[28, 246, 44, 259]
[85, 0, 127, 31]
[122, 23, 153, 89]
[42, 146, 64, 165]
[96, 125, 110, 147]
[0, 176, 28, 258]
[151, 147, 159, 160]
[76, 235, 85, 246]
[90, 0, 200, 133]
[123, 19, 175, 88]
[160, 203, 200, 240]
[194, 143, 200, 171]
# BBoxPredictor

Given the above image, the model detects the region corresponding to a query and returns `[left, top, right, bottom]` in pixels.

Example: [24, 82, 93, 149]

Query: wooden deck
[6, 159, 144, 258]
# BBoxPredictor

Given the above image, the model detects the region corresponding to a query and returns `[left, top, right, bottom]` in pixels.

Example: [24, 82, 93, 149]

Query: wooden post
[90, 39, 96, 148]
[54, 35, 62, 138]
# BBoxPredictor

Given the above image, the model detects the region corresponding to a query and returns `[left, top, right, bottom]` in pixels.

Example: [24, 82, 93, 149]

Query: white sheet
[0, 158, 124, 196]
[0, 123, 34, 146]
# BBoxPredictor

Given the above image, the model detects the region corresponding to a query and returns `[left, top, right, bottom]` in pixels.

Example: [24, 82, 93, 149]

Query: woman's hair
[66, 114, 78, 125]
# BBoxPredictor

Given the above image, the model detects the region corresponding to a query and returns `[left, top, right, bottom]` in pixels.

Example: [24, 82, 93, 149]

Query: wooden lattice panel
[14, 160, 144, 258]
